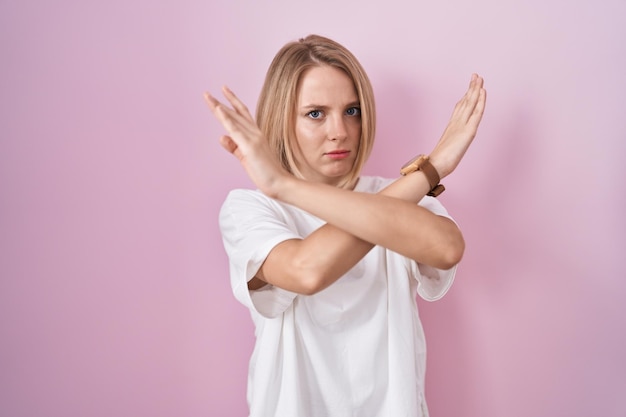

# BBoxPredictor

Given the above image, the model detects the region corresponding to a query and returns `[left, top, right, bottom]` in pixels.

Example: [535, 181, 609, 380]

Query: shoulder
[219, 188, 280, 226]
[221, 188, 270, 211]
[219, 188, 311, 231]
[220, 187, 286, 215]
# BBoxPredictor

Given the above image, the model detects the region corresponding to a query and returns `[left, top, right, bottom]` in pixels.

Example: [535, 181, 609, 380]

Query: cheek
[293, 125, 316, 159]
[295, 123, 321, 145]
[349, 119, 362, 139]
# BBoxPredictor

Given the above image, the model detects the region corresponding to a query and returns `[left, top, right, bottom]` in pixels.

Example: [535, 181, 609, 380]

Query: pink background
[1, 1, 624, 416]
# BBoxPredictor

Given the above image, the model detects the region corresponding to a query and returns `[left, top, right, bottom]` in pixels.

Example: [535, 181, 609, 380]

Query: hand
[204, 87, 289, 197]
[429, 74, 487, 179]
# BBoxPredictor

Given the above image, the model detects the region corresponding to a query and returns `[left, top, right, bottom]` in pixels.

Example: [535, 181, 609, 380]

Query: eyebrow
[299, 101, 361, 110]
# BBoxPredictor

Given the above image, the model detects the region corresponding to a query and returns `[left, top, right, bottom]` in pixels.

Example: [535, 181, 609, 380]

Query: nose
[328, 115, 347, 141]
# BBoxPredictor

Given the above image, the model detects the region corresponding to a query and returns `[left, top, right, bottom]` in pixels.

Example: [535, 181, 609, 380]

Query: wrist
[273, 174, 300, 202]
[426, 152, 449, 179]
[383, 173, 432, 203]
[400, 154, 445, 197]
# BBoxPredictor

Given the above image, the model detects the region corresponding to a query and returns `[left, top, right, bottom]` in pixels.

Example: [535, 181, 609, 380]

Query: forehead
[297, 65, 358, 105]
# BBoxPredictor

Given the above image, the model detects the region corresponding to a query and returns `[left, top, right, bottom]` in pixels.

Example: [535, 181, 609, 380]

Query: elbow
[438, 246, 464, 270]
[297, 270, 328, 296]
[299, 285, 322, 296]
[433, 233, 465, 270]
[288, 256, 329, 296]
[267, 245, 334, 296]
[421, 217, 465, 270]
[284, 256, 322, 295]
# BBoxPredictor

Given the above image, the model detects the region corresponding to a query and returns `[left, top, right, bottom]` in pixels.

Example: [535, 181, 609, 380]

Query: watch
[400, 154, 445, 197]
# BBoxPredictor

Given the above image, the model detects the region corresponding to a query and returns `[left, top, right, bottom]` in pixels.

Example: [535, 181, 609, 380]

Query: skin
[205, 68, 486, 295]
[292, 66, 362, 187]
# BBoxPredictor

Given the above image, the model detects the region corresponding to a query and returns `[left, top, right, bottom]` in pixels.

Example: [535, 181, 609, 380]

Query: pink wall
[1, 1, 624, 416]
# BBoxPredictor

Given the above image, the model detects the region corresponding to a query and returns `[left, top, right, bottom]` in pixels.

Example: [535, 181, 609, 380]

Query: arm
[206, 75, 486, 294]
[252, 171, 459, 294]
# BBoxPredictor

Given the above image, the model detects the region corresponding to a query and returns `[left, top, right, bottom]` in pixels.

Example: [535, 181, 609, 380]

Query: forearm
[256, 171, 444, 294]
[270, 171, 460, 291]
[278, 173, 463, 268]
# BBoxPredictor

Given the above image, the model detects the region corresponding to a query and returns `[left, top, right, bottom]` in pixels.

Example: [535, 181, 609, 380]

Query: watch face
[401, 155, 420, 170]
[400, 155, 424, 176]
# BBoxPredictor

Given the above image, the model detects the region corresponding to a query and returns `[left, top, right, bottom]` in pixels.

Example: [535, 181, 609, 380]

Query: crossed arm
[206, 75, 486, 295]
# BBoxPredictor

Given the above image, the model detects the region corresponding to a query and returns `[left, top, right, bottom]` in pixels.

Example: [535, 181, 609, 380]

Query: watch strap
[400, 154, 445, 197]
[418, 157, 445, 196]
[427, 183, 445, 197]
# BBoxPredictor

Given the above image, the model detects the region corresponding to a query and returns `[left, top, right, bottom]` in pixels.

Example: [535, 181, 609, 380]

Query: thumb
[219, 135, 246, 161]
[219, 135, 238, 154]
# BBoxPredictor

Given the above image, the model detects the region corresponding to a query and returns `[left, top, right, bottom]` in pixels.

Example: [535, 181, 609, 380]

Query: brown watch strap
[400, 155, 445, 197]
[418, 157, 445, 196]
[427, 183, 445, 197]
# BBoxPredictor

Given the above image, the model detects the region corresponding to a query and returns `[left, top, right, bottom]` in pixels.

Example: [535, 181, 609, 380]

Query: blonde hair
[256, 34, 376, 188]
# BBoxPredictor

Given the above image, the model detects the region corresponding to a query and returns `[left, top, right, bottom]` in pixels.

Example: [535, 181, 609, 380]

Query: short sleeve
[219, 189, 299, 318]
[410, 196, 458, 301]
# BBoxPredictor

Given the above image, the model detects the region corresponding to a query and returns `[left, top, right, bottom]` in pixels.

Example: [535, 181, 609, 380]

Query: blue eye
[307, 110, 323, 119]
[346, 107, 361, 116]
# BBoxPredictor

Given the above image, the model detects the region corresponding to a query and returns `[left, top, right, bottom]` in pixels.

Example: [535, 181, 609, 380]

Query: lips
[324, 150, 351, 159]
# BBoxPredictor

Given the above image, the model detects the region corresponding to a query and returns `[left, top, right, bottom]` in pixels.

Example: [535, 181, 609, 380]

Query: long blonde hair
[256, 34, 376, 188]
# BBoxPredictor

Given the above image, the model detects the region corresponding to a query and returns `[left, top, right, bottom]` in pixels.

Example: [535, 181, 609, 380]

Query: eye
[346, 107, 361, 116]
[306, 110, 323, 119]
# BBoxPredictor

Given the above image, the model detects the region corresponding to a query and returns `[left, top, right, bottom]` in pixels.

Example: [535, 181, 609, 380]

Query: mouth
[324, 150, 351, 160]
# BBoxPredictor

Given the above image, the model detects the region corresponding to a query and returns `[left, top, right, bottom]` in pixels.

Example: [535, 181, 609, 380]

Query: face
[293, 65, 362, 187]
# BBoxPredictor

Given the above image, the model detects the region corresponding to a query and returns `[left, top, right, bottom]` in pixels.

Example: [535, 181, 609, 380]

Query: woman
[205, 34, 486, 417]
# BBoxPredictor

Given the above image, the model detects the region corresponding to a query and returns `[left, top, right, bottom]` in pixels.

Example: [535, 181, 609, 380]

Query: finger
[466, 87, 487, 130]
[222, 86, 255, 123]
[457, 74, 478, 106]
[472, 88, 487, 121]
[205, 92, 258, 138]
[204, 93, 236, 129]
[204, 92, 220, 113]
[219, 135, 239, 155]
[220, 135, 246, 162]
[452, 74, 480, 109]
[475, 74, 484, 88]
[455, 74, 484, 121]
[204, 92, 241, 120]
[470, 79, 486, 116]
[469, 73, 484, 88]
[466, 74, 483, 100]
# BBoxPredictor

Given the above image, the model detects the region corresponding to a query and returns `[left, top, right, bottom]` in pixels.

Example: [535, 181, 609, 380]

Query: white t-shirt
[219, 176, 457, 417]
